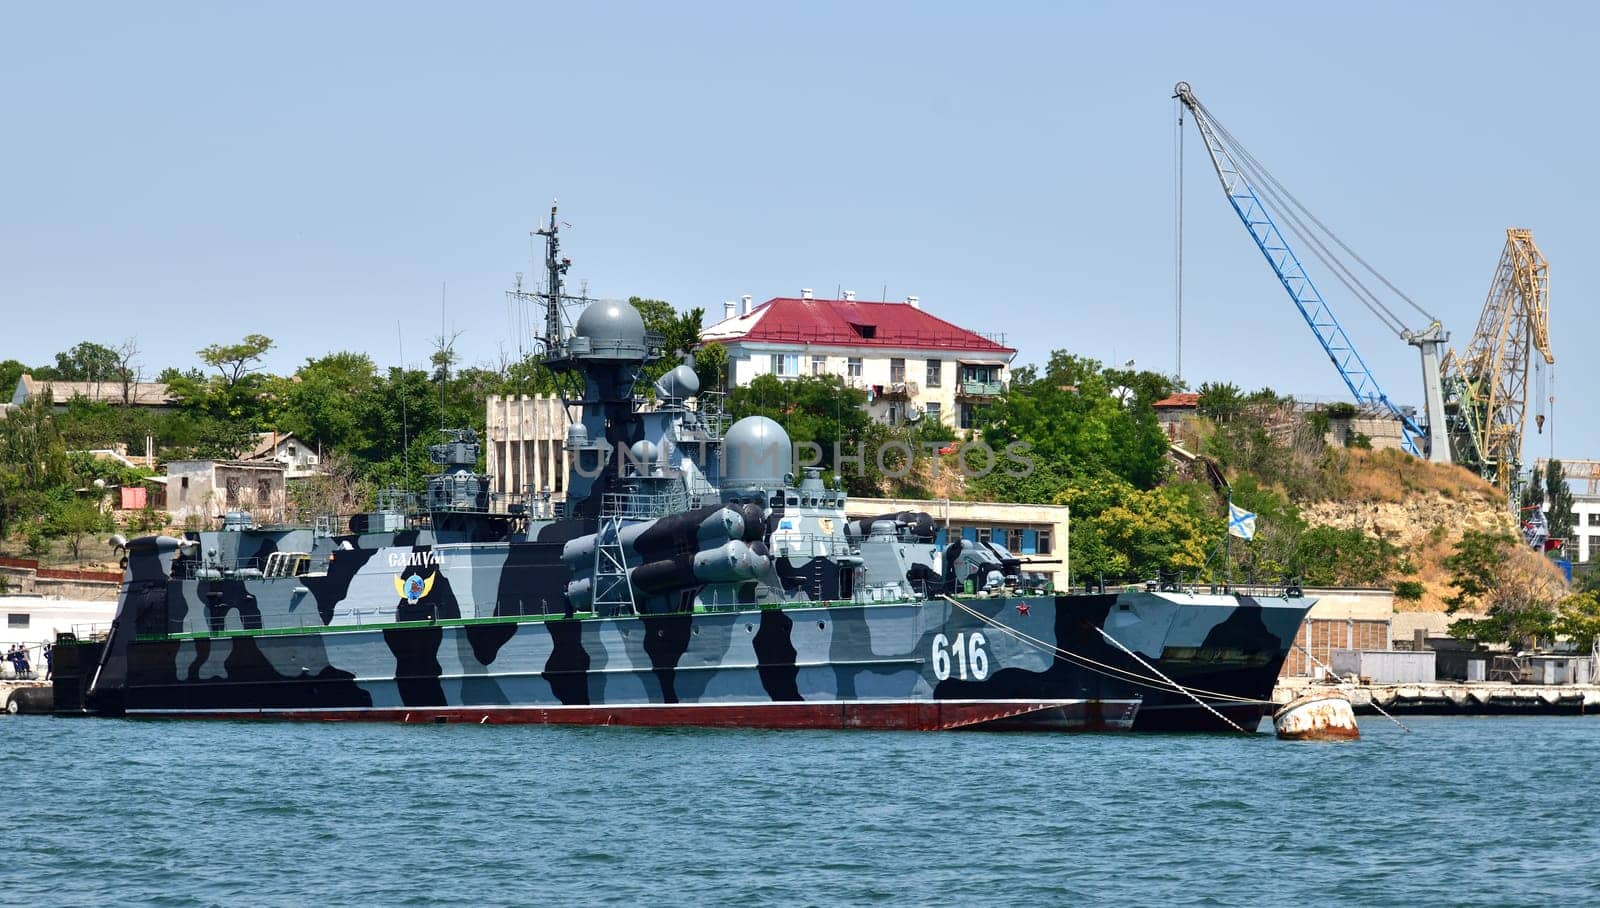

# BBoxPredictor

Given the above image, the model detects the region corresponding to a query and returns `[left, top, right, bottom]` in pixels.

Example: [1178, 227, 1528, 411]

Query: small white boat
[1273, 691, 1360, 740]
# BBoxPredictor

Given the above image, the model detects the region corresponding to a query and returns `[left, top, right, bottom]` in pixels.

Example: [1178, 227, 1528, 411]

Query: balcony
[956, 379, 1005, 399]
[878, 380, 919, 400]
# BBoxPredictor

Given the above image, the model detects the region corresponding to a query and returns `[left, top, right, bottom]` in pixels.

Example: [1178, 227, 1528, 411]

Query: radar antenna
[533, 201, 576, 356]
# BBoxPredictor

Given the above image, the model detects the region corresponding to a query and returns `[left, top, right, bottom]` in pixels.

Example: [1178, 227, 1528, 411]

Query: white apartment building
[1573, 494, 1600, 564]
[700, 292, 1015, 429]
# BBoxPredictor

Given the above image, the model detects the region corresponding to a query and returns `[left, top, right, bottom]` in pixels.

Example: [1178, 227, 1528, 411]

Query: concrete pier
[1275, 678, 1600, 715]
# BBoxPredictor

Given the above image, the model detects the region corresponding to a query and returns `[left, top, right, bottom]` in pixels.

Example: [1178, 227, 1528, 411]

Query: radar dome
[722, 416, 792, 488]
[655, 364, 700, 400]
[572, 300, 648, 359]
[628, 439, 659, 473]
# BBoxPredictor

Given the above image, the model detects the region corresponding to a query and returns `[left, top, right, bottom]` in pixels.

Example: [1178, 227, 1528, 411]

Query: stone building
[164, 460, 287, 526]
[484, 394, 579, 510]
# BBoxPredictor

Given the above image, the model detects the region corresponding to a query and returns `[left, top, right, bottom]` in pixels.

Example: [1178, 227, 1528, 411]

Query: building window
[811, 355, 826, 375]
[926, 359, 942, 387]
[1007, 528, 1025, 552]
[258, 479, 272, 501]
[960, 363, 997, 384]
[1589, 535, 1600, 555]
[6, 613, 27, 629]
[1589, 513, 1600, 527]
[180, 477, 189, 489]
[886, 403, 902, 426]
[770, 353, 800, 377]
[924, 401, 942, 424]
[890, 358, 906, 383]
[960, 404, 975, 429]
[225, 476, 241, 506]
[846, 357, 863, 379]
[1037, 530, 1052, 555]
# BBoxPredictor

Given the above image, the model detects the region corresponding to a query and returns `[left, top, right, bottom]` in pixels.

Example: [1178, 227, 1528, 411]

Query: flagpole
[1225, 495, 1234, 588]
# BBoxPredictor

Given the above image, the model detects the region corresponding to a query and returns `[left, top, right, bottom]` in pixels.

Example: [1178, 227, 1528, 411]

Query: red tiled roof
[701, 298, 1015, 355]
[1153, 393, 1200, 409]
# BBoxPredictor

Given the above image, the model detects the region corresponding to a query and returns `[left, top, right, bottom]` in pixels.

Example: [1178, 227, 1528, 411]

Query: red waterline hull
[124, 698, 1139, 731]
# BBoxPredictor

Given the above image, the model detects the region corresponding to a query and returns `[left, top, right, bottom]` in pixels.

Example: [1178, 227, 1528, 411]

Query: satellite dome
[655, 364, 700, 400]
[572, 300, 648, 359]
[722, 416, 792, 488]
[628, 439, 659, 473]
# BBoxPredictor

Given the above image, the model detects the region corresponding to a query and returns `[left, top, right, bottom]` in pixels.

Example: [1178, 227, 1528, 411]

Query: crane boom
[1441, 229, 1553, 496]
[1174, 82, 1442, 459]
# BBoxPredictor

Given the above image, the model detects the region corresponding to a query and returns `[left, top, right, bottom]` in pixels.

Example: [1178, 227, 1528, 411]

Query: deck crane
[1174, 82, 1450, 462]
[1440, 229, 1554, 497]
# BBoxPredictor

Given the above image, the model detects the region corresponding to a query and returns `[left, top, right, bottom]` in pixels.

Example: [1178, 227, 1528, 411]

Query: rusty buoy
[1273, 691, 1360, 741]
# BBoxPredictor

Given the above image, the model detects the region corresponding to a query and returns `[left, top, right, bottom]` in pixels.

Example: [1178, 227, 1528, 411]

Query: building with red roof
[700, 291, 1016, 429]
[1152, 392, 1201, 438]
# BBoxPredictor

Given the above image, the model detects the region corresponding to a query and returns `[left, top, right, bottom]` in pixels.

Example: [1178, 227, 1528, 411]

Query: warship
[53, 209, 1313, 732]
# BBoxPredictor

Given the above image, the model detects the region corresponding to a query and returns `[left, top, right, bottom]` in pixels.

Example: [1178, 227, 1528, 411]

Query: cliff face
[1296, 451, 1526, 612]
[1299, 494, 1516, 551]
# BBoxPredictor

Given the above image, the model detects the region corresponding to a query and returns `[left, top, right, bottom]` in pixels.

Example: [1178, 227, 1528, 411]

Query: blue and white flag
[1227, 501, 1257, 541]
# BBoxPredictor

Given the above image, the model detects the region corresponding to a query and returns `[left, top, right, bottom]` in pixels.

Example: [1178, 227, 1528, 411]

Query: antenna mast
[534, 201, 573, 356]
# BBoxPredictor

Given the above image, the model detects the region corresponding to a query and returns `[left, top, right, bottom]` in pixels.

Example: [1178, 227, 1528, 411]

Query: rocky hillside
[1295, 449, 1546, 612]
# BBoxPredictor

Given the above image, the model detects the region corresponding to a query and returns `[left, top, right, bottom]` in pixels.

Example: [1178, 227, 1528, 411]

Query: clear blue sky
[3, 2, 1595, 462]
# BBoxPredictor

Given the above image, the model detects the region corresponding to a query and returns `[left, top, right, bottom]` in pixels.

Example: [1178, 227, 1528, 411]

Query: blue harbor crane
[1174, 82, 1450, 462]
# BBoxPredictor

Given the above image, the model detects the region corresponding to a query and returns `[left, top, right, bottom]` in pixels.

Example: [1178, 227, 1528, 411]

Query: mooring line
[1293, 642, 1412, 733]
[941, 595, 1268, 705]
[1092, 626, 1250, 734]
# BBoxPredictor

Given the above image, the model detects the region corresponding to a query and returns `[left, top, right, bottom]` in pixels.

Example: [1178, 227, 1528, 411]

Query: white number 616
[931, 632, 989, 681]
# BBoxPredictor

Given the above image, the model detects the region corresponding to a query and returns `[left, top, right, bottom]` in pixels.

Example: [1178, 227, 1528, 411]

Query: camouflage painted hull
[62, 593, 1156, 731]
[59, 578, 1308, 733]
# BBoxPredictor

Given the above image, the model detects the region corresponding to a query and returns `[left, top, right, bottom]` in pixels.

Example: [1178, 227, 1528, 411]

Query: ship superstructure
[55, 209, 1313, 732]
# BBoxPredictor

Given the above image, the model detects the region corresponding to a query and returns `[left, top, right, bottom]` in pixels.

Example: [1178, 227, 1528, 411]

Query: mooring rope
[1293, 642, 1412, 734]
[939, 595, 1269, 708]
[1092, 626, 1250, 734]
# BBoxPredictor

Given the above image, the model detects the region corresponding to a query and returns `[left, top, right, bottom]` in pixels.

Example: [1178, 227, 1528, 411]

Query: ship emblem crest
[394, 572, 436, 604]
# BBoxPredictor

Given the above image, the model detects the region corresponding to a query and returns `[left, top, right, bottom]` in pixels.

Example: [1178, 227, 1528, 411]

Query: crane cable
[1188, 94, 1440, 336]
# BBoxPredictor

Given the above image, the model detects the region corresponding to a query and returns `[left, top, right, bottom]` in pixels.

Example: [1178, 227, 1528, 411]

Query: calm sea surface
[3, 714, 1597, 906]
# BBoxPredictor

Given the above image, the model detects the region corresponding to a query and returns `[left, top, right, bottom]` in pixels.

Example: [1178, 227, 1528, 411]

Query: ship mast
[533, 202, 574, 358]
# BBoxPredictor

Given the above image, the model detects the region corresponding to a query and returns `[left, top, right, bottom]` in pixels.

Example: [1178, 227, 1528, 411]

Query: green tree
[977, 352, 1171, 502]
[1544, 459, 1576, 549]
[1555, 591, 1600, 651]
[693, 341, 729, 394]
[46, 498, 110, 563]
[1444, 529, 1566, 647]
[727, 374, 889, 496]
[279, 352, 379, 452]
[48, 341, 120, 382]
[1196, 381, 1244, 421]
[198, 334, 275, 389]
[0, 359, 25, 398]
[1289, 526, 1402, 588]
[629, 298, 704, 388]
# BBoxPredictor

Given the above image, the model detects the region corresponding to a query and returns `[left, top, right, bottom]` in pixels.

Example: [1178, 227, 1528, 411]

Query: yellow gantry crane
[1440, 228, 1555, 496]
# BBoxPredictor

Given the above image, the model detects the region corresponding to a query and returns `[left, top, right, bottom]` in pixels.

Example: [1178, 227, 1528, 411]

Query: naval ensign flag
[1227, 501, 1257, 541]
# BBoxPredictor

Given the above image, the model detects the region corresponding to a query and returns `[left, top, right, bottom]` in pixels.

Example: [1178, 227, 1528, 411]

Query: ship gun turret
[426, 429, 490, 513]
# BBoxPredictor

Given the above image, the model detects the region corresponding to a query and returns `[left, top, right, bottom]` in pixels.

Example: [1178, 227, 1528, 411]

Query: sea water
[3, 715, 1597, 905]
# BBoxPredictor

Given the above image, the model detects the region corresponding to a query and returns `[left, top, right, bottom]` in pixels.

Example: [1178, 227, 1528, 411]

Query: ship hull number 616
[931, 632, 989, 681]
